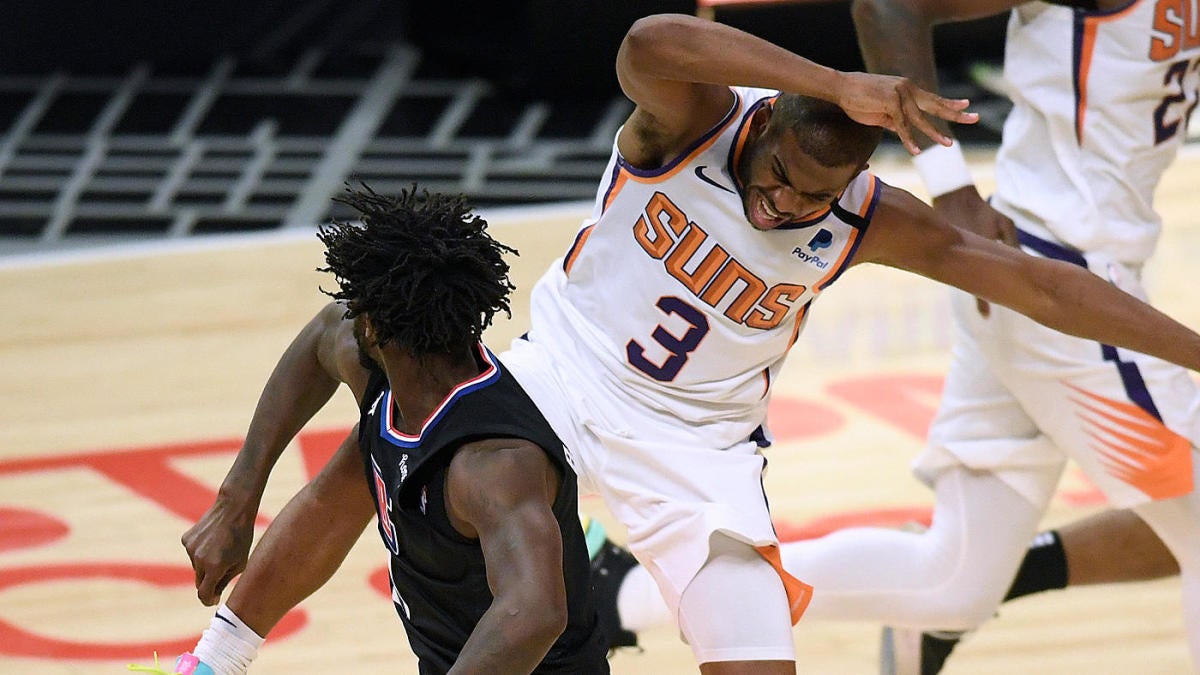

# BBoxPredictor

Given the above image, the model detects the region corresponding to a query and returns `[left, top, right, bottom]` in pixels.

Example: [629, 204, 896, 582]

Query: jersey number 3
[627, 296, 710, 382]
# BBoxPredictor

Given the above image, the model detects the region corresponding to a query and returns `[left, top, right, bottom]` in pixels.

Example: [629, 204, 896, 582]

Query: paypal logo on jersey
[792, 228, 833, 268]
[808, 228, 833, 251]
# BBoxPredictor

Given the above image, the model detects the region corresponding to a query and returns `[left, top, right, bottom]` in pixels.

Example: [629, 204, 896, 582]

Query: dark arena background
[0, 0, 1007, 255]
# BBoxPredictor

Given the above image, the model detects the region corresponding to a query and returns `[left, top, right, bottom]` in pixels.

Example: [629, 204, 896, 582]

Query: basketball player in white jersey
[616, 1, 1200, 672]
[178, 12, 1200, 673]
[495, 10, 1200, 673]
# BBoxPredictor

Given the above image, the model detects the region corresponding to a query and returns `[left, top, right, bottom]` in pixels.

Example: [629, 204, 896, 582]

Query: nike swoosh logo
[695, 165, 735, 194]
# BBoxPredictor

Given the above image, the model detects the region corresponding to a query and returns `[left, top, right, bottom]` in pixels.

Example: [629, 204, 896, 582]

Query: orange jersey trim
[601, 168, 630, 214]
[855, 174, 879, 218]
[1073, 1, 1142, 143]
[562, 224, 596, 276]
[1075, 19, 1098, 143]
[786, 300, 810, 350]
[813, 226, 860, 291]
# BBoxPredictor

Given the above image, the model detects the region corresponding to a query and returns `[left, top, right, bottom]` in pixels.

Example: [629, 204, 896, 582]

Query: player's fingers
[900, 91, 947, 150]
[195, 563, 228, 605]
[917, 93, 979, 125]
[210, 570, 238, 605]
[196, 577, 218, 605]
[888, 89, 921, 152]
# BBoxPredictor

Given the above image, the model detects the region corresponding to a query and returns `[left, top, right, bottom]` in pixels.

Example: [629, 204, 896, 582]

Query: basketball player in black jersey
[144, 185, 609, 675]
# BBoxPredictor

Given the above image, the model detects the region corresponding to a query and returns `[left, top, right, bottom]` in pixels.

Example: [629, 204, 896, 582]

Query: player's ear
[360, 314, 379, 347]
[748, 103, 773, 140]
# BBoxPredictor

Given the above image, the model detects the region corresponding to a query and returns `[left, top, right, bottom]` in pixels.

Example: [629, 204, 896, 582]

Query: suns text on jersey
[1150, 0, 1200, 61]
[632, 191, 806, 330]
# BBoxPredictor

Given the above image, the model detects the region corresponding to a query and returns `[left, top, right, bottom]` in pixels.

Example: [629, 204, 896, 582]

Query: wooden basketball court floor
[2, 150, 1198, 674]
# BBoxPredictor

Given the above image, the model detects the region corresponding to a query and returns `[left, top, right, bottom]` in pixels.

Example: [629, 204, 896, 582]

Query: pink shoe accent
[174, 653, 201, 674]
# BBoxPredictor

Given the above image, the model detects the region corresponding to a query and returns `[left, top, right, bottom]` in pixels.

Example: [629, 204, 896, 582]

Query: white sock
[191, 604, 265, 675]
[616, 564, 673, 632]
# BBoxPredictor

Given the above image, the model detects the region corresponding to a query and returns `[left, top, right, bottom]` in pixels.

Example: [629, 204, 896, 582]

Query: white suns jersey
[524, 86, 881, 438]
[992, 0, 1200, 264]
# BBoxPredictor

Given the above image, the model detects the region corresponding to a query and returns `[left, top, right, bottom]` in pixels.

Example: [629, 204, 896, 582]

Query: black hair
[317, 184, 517, 356]
[769, 94, 882, 168]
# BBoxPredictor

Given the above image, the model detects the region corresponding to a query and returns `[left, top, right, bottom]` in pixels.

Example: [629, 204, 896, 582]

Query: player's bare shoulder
[851, 182, 959, 268]
[313, 301, 375, 398]
[444, 437, 561, 536]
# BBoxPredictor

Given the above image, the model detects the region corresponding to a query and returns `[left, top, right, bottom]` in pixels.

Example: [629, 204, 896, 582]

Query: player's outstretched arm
[183, 301, 369, 605]
[615, 13, 976, 160]
[446, 439, 569, 674]
[224, 429, 374, 636]
[857, 186, 1200, 372]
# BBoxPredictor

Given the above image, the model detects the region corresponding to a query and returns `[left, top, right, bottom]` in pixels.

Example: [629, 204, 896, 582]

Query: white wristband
[912, 141, 973, 198]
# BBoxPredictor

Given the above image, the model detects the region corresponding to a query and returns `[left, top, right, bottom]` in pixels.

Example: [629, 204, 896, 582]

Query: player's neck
[380, 346, 482, 434]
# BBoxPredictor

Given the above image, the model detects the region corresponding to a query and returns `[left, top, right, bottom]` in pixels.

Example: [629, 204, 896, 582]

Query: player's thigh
[678, 533, 795, 667]
[917, 296, 1064, 506]
[1000, 318, 1199, 506]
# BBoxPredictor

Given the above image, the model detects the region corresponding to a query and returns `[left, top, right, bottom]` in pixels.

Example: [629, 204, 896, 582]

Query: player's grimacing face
[737, 126, 860, 231]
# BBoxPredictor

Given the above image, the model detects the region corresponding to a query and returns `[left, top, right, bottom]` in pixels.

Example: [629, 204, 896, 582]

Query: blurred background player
[848, 0, 1200, 671]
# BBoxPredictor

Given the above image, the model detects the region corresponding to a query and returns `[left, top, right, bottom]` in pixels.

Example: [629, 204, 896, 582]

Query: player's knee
[903, 534, 1009, 629]
[923, 584, 1005, 630]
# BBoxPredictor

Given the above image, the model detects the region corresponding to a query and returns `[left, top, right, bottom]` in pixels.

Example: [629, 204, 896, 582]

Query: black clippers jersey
[357, 344, 608, 674]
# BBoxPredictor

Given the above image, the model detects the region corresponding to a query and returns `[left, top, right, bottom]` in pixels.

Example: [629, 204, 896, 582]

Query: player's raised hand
[835, 72, 978, 154]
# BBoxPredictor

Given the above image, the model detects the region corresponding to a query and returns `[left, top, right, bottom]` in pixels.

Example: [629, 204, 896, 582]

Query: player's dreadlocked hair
[317, 184, 517, 356]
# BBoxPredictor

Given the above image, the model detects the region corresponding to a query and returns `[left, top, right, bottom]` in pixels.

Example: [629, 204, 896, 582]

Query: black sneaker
[583, 517, 640, 651]
[879, 626, 965, 675]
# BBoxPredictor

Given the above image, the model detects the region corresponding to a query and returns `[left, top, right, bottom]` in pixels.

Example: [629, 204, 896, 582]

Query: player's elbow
[620, 14, 693, 73]
[534, 601, 569, 647]
[509, 588, 568, 649]
[624, 13, 688, 48]
[536, 580, 570, 636]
